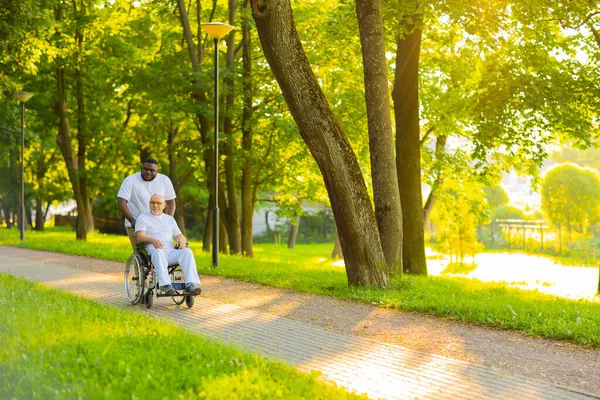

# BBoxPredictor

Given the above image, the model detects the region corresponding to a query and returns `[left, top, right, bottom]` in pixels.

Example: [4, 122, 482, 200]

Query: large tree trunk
[251, 0, 389, 287]
[355, 0, 403, 275]
[423, 134, 447, 226]
[393, 23, 427, 275]
[241, 0, 255, 257]
[222, 0, 242, 254]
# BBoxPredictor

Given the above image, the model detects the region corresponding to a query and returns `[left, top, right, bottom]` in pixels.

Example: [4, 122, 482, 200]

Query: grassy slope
[1, 228, 599, 346]
[0, 274, 364, 399]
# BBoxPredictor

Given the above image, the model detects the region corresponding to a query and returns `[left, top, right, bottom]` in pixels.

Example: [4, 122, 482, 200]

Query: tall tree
[250, 0, 389, 287]
[355, 0, 403, 274]
[54, 1, 89, 240]
[240, 0, 255, 256]
[393, 20, 427, 275]
[221, 0, 242, 254]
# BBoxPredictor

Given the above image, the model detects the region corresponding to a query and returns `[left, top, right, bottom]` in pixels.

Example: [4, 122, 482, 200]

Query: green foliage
[550, 145, 600, 173]
[0, 274, 362, 399]
[541, 163, 600, 232]
[430, 151, 489, 263]
[492, 205, 526, 221]
[2, 228, 600, 346]
[484, 186, 509, 210]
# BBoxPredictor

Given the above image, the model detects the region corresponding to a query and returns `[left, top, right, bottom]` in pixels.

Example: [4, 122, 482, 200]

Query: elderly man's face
[142, 162, 158, 181]
[149, 196, 165, 216]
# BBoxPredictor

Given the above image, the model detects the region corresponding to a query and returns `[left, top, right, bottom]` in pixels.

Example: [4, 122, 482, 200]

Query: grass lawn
[2, 228, 600, 346]
[0, 273, 363, 399]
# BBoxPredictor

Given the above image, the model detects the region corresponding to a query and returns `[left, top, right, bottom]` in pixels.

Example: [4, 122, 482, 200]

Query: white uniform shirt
[135, 212, 181, 252]
[117, 173, 176, 227]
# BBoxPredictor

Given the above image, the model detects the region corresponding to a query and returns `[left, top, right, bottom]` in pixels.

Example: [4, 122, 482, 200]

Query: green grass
[441, 262, 477, 275]
[0, 273, 363, 400]
[2, 228, 600, 346]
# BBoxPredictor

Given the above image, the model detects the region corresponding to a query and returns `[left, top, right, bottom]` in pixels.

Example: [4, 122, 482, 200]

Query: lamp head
[201, 22, 235, 39]
[15, 91, 34, 103]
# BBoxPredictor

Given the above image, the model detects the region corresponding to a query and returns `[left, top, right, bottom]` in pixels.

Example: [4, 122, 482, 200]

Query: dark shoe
[159, 285, 176, 295]
[185, 283, 202, 296]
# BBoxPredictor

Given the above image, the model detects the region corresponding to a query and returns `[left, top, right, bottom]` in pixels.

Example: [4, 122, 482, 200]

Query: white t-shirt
[117, 172, 176, 227]
[135, 212, 182, 251]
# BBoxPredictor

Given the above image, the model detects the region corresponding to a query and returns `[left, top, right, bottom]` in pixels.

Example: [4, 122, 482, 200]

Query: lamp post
[201, 22, 234, 268]
[15, 91, 34, 242]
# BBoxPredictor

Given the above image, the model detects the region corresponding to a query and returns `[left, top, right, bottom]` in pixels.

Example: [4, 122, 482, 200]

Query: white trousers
[147, 247, 201, 287]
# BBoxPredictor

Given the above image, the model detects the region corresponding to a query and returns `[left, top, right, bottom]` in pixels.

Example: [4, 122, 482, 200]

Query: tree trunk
[423, 135, 447, 226]
[34, 155, 47, 231]
[167, 123, 186, 235]
[241, 0, 255, 257]
[25, 200, 33, 229]
[203, 201, 213, 252]
[3, 205, 12, 229]
[222, 0, 242, 254]
[34, 199, 44, 230]
[355, 0, 403, 276]
[73, 0, 90, 238]
[251, 0, 389, 287]
[218, 175, 237, 254]
[86, 197, 94, 232]
[56, 64, 86, 240]
[331, 230, 343, 259]
[393, 23, 427, 275]
[219, 219, 228, 254]
[287, 214, 300, 249]
[176, 0, 214, 241]
[55, 2, 86, 241]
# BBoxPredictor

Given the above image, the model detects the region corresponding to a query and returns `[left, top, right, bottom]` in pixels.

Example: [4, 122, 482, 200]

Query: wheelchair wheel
[170, 269, 185, 305]
[144, 290, 153, 309]
[185, 295, 195, 308]
[144, 266, 156, 297]
[124, 254, 144, 305]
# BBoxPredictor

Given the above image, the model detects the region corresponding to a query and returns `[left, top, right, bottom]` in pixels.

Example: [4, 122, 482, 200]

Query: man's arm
[165, 199, 176, 216]
[136, 230, 164, 249]
[118, 197, 135, 226]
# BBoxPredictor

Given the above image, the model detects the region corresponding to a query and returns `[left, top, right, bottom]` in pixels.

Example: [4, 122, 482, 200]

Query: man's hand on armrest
[137, 231, 164, 249]
[175, 234, 187, 249]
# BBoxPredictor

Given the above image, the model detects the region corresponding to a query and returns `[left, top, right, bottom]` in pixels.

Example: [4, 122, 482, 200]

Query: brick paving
[1, 249, 598, 399]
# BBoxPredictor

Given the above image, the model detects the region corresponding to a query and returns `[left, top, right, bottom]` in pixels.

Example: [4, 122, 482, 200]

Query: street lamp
[15, 91, 34, 242]
[201, 22, 234, 268]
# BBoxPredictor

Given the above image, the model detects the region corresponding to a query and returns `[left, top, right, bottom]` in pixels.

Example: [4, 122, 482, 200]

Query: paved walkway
[1, 250, 597, 399]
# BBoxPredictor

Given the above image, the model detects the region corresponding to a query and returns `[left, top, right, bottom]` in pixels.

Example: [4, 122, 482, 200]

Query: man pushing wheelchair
[118, 159, 201, 307]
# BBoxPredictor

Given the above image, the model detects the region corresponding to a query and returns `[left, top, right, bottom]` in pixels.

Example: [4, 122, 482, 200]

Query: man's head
[149, 194, 166, 216]
[141, 158, 159, 181]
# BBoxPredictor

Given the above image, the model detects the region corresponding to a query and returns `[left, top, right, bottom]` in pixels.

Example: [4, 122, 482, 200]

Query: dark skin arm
[166, 199, 176, 216]
[118, 197, 135, 226]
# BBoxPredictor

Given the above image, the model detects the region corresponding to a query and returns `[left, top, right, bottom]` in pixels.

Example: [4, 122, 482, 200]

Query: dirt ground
[4, 246, 599, 396]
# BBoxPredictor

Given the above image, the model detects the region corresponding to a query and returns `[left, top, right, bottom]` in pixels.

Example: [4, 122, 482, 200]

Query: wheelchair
[124, 243, 196, 309]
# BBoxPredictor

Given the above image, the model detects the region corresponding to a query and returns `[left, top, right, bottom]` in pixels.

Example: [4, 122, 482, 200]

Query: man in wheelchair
[135, 194, 201, 296]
